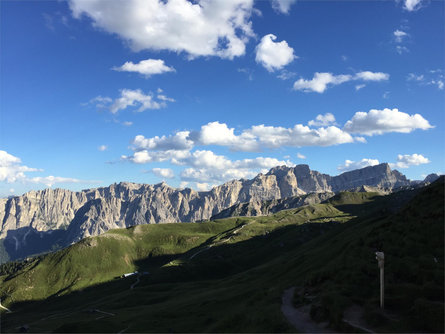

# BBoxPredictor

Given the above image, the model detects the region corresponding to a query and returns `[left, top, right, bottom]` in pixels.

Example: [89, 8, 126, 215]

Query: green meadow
[1, 178, 443, 333]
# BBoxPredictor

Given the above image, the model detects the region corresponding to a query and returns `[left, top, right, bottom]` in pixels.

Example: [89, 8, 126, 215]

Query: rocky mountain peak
[0, 163, 417, 262]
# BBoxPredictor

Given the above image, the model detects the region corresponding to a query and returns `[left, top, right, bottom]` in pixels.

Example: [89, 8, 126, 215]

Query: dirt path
[130, 274, 141, 290]
[343, 305, 375, 333]
[281, 287, 335, 333]
[189, 223, 249, 260]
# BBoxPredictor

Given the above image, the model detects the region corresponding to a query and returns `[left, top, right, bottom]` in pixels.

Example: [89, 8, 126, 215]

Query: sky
[0, 0, 444, 197]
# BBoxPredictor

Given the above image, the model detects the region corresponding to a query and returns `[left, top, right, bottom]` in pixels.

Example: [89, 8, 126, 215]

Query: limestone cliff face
[0, 163, 412, 260]
[211, 192, 335, 220]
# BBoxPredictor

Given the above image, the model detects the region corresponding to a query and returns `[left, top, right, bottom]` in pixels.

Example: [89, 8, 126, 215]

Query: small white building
[122, 271, 138, 278]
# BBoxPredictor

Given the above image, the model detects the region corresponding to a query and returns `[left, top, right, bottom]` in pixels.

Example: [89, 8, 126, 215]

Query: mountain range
[0, 163, 438, 263]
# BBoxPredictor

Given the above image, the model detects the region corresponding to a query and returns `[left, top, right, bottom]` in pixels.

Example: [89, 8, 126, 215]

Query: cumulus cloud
[0, 151, 41, 183]
[120, 110, 432, 185]
[178, 151, 292, 184]
[255, 34, 296, 72]
[293, 72, 352, 93]
[188, 122, 258, 151]
[124, 146, 292, 185]
[130, 120, 356, 161]
[0, 150, 97, 187]
[98, 145, 108, 151]
[110, 89, 169, 113]
[339, 154, 430, 173]
[69, 0, 255, 59]
[337, 158, 380, 172]
[293, 71, 389, 93]
[132, 131, 194, 152]
[113, 59, 175, 77]
[390, 153, 430, 169]
[151, 168, 175, 179]
[343, 108, 433, 135]
[271, 0, 297, 14]
[403, 0, 422, 11]
[308, 113, 336, 127]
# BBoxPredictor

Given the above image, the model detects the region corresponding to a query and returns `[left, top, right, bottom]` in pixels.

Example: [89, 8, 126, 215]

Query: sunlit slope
[0, 195, 360, 307]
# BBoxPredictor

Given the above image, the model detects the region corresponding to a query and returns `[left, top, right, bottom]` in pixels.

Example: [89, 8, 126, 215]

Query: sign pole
[375, 252, 384, 309]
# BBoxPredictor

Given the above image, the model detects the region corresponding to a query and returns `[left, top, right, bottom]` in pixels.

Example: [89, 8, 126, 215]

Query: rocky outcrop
[0, 163, 413, 261]
[211, 192, 335, 220]
[424, 173, 440, 184]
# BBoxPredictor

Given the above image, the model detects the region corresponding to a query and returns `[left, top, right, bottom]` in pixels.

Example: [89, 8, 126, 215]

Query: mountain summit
[0, 163, 412, 262]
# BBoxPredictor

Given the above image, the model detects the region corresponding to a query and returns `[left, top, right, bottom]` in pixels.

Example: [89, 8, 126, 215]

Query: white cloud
[394, 29, 408, 43]
[0, 150, 96, 187]
[271, 0, 297, 14]
[196, 182, 211, 191]
[293, 72, 352, 93]
[88, 89, 173, 114]
[407, 71, 445, 90]
[69, 0, 255, 59]
[238, 68, 254, 81]
[151, 168, 175, 179]
[343, 108, 433, 135]
[403, 0, 422, 11]
[390, 153, 430, 169]
[432, 80, 444, 90]
[120, 110, 432, 185]
[113, 59, 175, 77]
[293, 71, 388, 93]
[124, 142, 293, 185]
[28, 176, 88, 188]
[396, 45, 409, 54]
[339, 154, 431, 173]
[337, 158, 380, 172]
[178, 151, 293, 184]
[132, 132, 194, 151]
[354, 136, 367, 143]
[355, 84, 366, 91]
[255, 34, 296, 72]
[354, 71, 389, 81]
[98, 145, 108, 151]
[308, 113, 336, 127]
[189, 121, 257, 151]
[110, 89, 167, 113]
[250, 124, 355, 148]
[0, 151, 40, 183]
[85, 95, 113, 109]
[407, 73, 424, 81]
[179, 181, 189, 188]
[130, 120, 356, 159]
[297, 153, 306, 159]
[277, 70, 296, 80]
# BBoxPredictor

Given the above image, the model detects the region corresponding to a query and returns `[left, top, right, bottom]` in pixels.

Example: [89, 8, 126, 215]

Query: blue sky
[1, 0, 444, 196]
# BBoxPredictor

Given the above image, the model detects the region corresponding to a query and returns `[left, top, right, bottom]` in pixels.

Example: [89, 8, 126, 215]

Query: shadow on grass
[0, 221, 339, 333]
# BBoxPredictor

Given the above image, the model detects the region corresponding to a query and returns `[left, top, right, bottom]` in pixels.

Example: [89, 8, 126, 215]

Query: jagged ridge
[0, 163, 418, 262]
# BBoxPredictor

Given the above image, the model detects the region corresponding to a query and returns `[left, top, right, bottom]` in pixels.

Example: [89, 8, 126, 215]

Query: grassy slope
[0, 182, 443, 333]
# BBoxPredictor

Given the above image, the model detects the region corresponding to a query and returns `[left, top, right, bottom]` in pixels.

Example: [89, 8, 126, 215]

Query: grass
[0, 179, 443, 333]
